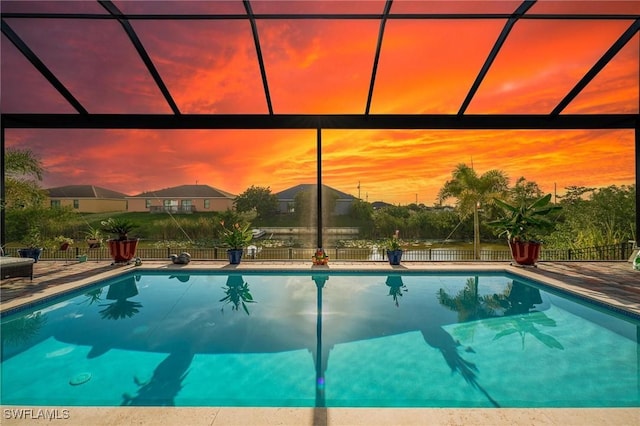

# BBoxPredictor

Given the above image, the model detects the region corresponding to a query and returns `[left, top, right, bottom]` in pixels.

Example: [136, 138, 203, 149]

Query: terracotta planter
[509, 241, 541, 266]
[107, 239, 139, 263]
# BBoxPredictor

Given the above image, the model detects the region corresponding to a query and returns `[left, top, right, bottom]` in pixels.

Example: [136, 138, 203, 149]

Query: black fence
[5, 242, 635, 263]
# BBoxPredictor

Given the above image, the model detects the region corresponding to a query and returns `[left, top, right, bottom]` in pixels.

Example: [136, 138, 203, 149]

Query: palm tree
[4, 148, 46, 208]
[437, 277, 495, 322]
[438, 164, 509, 259]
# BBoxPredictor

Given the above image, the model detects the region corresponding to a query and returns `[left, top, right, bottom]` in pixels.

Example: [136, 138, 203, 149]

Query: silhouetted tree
[234, 185, 279, 220]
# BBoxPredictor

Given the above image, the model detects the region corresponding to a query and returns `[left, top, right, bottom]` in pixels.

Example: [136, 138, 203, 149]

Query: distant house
[127, 184, 236, 213]
[371, 201, 393, 210]
[275, 184, 356, 215]
[46, 185, 127, 213]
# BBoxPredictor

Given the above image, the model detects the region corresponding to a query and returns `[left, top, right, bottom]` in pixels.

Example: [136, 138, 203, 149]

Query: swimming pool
[1, 271, 638, 408]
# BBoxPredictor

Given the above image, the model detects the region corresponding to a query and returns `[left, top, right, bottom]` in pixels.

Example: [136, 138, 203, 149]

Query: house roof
[275, 184, 355, 201]
[130, 184, 235, 199]
[46, 185, 127, 199]
[371, 201, 393, 209]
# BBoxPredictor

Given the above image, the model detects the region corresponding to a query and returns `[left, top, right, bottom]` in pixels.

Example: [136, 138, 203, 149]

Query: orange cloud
[468, 19, 637, 113]
[258, 19, 381, 113]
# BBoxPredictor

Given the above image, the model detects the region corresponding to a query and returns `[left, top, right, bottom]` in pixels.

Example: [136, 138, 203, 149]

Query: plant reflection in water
[486, 280, 563, 350]
[1, 312, 46, 347]
[438, 277, 562, 350]
[80, 287, 104, 305]
[385, 275, 407, 307]
[220, 275, 255, 315]
[98, 275, 143, 320]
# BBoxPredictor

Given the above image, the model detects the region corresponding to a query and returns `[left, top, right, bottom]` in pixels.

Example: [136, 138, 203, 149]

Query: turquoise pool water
[1, 271, 638, 408]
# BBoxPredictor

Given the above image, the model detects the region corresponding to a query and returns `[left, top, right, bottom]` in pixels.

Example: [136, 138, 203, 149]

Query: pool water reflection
[1, 271, 638, 408]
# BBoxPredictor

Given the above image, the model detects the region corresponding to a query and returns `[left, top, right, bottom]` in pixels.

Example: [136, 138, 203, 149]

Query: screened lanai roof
[1, 0, 638, 129]
[1, 1, 639, 248]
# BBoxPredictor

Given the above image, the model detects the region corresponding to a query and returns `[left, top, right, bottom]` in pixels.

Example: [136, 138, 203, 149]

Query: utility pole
[357, 181, 361, 199]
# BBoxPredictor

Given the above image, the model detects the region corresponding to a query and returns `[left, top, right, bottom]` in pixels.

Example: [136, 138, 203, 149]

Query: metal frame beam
[365, 0, 393, 115]
[458, 0, 536, 115]
[316, 128, 323, 249]
[99, 1, 181, 115]
[552, 19, 640, 115]
[3, 12, 638, 21]
[2, 114, 636, 130]
[636, 124, 640, 247]
[243, 0, 274, 114]
[1, 20, 88, 115]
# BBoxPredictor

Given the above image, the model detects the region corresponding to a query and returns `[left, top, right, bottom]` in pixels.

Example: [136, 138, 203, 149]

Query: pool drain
[69, 372, 92, 386]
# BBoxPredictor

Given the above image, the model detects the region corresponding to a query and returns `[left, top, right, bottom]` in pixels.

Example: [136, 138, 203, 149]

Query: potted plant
[18, 226, 43, 262]
[384, 230, 403, 265]
[312, 248, 329, 265]
[52, 235, 74, 251]
[220, 221, 253, 264]
[85, 226, 103, 249]
[488, 194, 561, 266]
[101, 217, 139, 264]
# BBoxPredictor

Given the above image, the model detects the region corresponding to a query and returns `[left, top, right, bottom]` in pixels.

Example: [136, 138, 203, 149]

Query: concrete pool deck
[1, 260, 639, 425]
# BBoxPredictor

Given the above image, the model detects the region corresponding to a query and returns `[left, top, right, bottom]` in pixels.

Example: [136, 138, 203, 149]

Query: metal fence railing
[4, 242, 634, 262]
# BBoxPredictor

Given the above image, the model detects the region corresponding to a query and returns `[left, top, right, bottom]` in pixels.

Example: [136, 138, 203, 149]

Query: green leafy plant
[219, 221, 253, 249]
[47, 235, 73, 250]
[84, 226, 103, 240]
[101, 217, 137, 241]
[84, 226, 103, 248]
[488, 194, 562, 243]
[53, 235, 73, 245]
[384, 230, 403, 251]
[22, 226, 42, 248]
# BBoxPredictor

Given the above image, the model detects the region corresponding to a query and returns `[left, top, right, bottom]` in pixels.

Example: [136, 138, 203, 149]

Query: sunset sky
[1, 1, 638, 205]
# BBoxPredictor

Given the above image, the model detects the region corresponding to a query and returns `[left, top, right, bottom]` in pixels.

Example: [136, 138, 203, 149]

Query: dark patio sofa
[1, 257, 35, 280]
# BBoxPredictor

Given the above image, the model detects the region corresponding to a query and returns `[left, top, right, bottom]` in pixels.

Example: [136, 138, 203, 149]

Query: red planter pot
[509, 241, 541, 266]
[107, 239, 139, 263]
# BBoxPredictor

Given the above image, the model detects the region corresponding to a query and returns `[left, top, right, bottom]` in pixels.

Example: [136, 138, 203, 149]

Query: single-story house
[46, 185, 127, 213]
[275, 184, 356, 215]
[127, 184, 236, 213]
[371, 201, 393, 210]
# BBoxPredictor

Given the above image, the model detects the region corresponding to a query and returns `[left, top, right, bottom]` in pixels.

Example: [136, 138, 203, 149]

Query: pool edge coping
[0, 405, 638, 426]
